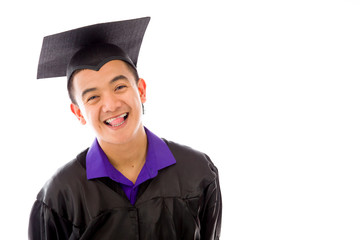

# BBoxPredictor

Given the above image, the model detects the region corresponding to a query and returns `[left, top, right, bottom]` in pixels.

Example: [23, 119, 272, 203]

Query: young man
[29, 17, 221, 239]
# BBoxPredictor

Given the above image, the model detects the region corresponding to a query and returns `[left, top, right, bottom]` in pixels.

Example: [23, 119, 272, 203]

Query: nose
[101, 93, 122, 112]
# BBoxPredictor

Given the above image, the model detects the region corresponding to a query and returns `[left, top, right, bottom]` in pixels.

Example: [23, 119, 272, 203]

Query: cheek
[81, 106, 97, 124]
[124, 90, 142, 108]
[133, 96, 144, 112]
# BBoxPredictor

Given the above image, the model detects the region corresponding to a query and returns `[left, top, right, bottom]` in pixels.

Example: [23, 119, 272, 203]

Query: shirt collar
[86, 127, 176, 184]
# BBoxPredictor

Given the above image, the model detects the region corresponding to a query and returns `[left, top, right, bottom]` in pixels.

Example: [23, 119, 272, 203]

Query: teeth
[113, 120, 125, 127]
[105, 113, 128, 124]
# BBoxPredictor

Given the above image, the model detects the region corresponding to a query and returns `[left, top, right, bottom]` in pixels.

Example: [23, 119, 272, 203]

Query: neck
[99, 127, 148, 180]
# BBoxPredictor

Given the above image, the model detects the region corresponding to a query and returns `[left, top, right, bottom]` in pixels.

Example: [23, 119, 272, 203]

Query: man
[29, 17, 221, 239]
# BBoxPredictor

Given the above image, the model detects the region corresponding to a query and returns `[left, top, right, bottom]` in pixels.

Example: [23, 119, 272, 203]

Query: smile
[104, 113, 128, 127]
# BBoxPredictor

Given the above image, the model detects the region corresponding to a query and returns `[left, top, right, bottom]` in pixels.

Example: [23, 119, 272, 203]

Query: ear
[70, 103, 86, 125]
[137, 78, 147, 104]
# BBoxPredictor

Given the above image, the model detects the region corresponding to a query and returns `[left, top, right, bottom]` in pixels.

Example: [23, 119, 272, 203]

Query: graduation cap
[37, 17, 150, 80]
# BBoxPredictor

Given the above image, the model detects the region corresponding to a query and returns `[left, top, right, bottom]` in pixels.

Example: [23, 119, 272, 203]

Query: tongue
[110, 117, 125, 126]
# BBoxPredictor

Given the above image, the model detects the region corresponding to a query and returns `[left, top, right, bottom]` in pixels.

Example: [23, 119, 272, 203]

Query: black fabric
[28, 140, 222, 240]
[37, 17, 150, 80]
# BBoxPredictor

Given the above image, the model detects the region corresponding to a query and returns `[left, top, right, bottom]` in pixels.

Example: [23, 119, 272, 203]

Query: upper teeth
[106, 113, 128, 123]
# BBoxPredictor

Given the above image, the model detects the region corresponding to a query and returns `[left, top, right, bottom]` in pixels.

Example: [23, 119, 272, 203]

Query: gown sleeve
[28, 200, 78, 240]
[200, 167, 222, 240]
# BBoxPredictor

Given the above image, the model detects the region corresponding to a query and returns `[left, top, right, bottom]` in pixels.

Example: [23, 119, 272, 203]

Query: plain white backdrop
[1, 0, 360, 239]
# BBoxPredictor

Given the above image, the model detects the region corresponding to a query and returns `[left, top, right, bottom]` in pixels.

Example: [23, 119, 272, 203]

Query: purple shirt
[86, 128, 176, 205]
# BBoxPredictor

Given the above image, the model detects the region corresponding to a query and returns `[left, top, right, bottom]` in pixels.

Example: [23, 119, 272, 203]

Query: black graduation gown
[28, 140, 222, 240]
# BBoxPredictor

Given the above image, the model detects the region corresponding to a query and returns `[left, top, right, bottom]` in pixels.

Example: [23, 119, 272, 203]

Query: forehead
[73, 60, 135, 88]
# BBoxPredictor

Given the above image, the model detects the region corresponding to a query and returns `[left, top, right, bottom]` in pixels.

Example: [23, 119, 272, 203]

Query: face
[70, 60, 147, 147]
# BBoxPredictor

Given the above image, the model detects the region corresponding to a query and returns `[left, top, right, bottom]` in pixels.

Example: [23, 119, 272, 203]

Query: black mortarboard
[37, 17, 150, 80]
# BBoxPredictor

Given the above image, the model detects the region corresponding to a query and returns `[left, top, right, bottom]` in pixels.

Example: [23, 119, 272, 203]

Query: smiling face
[70, 60, 147, 148]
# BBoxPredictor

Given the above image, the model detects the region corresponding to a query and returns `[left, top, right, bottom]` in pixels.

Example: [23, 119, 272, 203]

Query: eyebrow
[81, 75, 129, 99]
[110, 75, 129, 84]
[81, 87, 97, 99]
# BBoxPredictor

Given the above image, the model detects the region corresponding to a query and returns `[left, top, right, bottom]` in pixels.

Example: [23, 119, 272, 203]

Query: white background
[1, 0, 360, 239]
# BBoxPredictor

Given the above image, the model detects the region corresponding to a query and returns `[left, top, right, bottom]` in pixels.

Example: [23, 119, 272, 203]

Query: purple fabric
[86, 128, 176, 205]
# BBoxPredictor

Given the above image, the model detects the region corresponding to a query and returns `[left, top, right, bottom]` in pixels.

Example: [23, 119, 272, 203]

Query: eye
[115, 85, 126, 91]
[87, 95, 98, 102]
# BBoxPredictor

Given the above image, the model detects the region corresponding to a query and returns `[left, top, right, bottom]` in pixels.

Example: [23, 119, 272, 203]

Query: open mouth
[104, 113, 129, 127]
